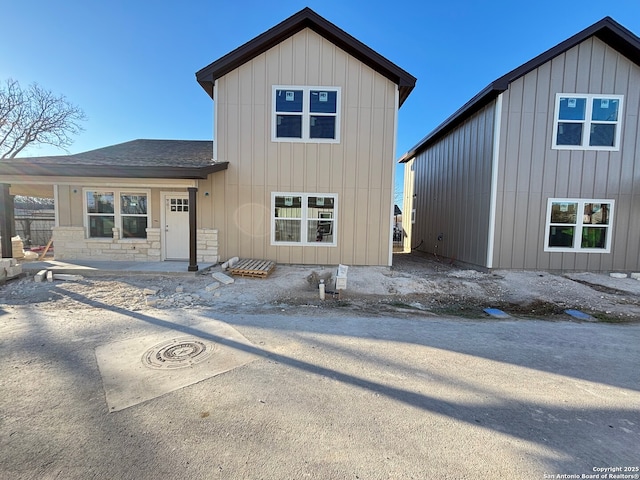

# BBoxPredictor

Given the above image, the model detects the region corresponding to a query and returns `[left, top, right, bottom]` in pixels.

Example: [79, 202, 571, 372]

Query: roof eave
[0, 162, 229, 180]
[399, 16, 640, 162]
[399, 85, 503, 163]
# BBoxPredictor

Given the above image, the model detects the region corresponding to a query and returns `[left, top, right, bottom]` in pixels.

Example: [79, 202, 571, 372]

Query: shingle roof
[196, 7, 416, 107]
[0, 139, 228, 179]
[399, 16, 640, 162]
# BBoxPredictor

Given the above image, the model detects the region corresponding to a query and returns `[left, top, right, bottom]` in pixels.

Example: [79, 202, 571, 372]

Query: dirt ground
[3, 252, 640, 322]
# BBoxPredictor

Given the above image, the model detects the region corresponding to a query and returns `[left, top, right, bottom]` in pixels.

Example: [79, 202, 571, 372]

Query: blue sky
[2, 0, 640, 200]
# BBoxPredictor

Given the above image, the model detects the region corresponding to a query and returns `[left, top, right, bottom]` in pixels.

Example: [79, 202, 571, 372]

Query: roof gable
[400, 16, 640, 162]
[196, 7, 416, 106]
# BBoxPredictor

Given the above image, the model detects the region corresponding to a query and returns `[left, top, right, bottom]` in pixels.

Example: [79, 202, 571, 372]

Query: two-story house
[0, 8, 416, 269]
[401, 17, 640, 272]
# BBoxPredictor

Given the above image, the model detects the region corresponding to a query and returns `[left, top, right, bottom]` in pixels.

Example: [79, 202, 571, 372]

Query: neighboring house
[400, 17, 640, 272]
[0, 8, 415, 269]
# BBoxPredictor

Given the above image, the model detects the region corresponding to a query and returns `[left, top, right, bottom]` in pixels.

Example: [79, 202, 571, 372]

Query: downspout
[486, 93, 503, 269]
[188, 186, 198, 272]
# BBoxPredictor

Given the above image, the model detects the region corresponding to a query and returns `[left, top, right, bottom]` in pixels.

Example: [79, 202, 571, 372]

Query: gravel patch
[2, 252, 640, 321]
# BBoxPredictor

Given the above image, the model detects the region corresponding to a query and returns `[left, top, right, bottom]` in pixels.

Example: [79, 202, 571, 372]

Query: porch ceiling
[9, 184, 54, 198]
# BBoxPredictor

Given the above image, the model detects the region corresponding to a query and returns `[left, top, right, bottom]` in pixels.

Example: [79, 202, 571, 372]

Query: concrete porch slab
[18, 259, 216, 276]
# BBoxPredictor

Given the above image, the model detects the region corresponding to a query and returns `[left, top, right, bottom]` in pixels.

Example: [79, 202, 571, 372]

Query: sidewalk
[18, 259, 215, 276]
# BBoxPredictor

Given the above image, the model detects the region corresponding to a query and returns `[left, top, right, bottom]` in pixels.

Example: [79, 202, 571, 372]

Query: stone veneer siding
[52, 227, 219, 263]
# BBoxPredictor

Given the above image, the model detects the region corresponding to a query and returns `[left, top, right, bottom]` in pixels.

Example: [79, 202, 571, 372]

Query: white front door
[163, 193, 190, 260]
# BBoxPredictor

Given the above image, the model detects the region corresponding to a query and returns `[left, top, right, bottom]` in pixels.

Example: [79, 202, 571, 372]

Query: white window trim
[83, 188, 151, 239]
[552, 93, 624, 151]
[271, 86, 341, 144]
[271, 192, 338, 246]
[544, 198, 614, 253]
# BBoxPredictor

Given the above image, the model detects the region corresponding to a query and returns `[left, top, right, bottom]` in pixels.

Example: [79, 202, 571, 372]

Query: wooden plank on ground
[38, 239, 53, 260]
[229, 258, 276, 278]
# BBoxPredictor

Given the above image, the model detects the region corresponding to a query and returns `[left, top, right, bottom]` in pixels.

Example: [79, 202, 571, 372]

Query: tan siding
[213, 28, 397, 265]
[57, 186, 72, 226]
[492, 37, 640, 271]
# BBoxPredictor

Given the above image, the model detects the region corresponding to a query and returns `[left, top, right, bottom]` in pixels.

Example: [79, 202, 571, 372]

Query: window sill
[552, 145, 619, 152]
[544, 247, 611, 253]
[86, 237, 148, 242]
[272, 242, 337, 247]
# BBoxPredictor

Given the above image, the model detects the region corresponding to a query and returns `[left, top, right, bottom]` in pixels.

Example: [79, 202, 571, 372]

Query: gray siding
[493, 37, 640, 271]
[409, 103, 496, 267]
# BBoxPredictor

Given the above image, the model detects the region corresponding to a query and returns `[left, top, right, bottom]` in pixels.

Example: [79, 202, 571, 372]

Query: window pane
[276, 115, 302, 138]
[275, 219, 301, 242]
[548, 226, 575, 247]
[89, 215, 114, 237]
[583, 203, 609, 225]
[275, 196, 302, 217]
[558, 97, 586, 120]
[591, 98, 619, 121]
[589, 124, 616, 147]
[307, 197, 334, 242]
[310, 90, 337, 113]
[275, 90, 303, 112]
[122, 216, 148, 238]
[310, 116, 336, 139]
[121, 194, 147, 214]
[556, 123, 583, 145]
[87, 192, 114, 214]
[308, 220, 333, 242]
[550, 202, 577, 224]
[307, 196, 334, 211]
[581, 227, 607, 248]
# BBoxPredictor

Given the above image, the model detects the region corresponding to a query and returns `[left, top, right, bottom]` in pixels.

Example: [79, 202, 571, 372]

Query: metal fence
[14, 217, 54, 247]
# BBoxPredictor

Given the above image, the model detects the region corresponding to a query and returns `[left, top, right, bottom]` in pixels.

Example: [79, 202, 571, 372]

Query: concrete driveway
[1, 305, 638, 479]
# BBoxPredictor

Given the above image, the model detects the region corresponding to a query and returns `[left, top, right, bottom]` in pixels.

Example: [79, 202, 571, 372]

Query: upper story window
[552, 94, 624, 151]
[544, 199, 614, 253]
[85, 189, 149, 239]
[272, 86, 340, 143]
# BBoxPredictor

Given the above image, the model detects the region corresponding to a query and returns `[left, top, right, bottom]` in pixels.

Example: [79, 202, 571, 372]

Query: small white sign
[284, 196, 293, 206]
[567, 98, 577, 108]
[319, 91, 328, 102]
[285, 91, 295, 102]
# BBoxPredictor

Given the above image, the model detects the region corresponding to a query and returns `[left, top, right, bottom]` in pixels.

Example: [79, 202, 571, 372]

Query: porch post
[188, 187, 198, 272]
[0, 184, 14, 258]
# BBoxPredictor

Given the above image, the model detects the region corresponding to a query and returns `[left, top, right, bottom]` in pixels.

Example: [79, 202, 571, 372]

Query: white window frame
[271, 192, 338, 246]
[544, 198, 614, 253]
[83, 188, 151, 239]
[271, 86, 341, 143]
[552, 93, 624, 151]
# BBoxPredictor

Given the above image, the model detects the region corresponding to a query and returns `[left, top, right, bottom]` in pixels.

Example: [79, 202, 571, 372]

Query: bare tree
[0, 78, 87, 159]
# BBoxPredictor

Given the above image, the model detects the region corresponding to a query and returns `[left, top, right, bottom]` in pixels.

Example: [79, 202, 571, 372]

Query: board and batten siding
[202, 28, 399, 266]
[493, 37, 640, 271]
[408, 103, 496, 268]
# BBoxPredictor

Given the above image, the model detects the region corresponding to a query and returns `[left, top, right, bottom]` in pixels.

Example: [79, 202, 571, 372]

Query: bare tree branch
[0, 78, 87, 159]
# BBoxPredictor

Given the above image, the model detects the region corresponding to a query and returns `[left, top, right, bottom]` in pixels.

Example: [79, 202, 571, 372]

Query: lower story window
[85, 189, 149, 238]
[544, 199, 614, 253]
[272, 193, 337, 246]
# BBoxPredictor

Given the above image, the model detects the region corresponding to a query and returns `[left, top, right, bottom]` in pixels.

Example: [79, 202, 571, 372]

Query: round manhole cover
[142, 337, 215, 370]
